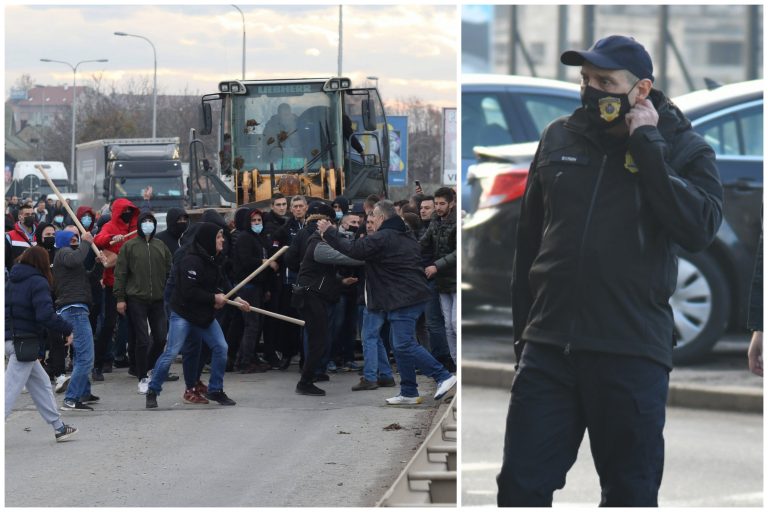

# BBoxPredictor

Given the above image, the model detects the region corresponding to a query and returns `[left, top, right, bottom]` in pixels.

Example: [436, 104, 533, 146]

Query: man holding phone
[497, 35, 723, 506]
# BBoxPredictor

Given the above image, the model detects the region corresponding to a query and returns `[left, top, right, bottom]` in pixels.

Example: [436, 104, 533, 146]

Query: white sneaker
[54, 374, 71, 394]
[138, 377, 149, 395]
[434, 375, 457, 401]
[385, 395, 424, 405]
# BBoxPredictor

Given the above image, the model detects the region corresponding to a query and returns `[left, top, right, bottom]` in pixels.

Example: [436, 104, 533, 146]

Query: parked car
[461, 74, 581, 212]
[462, 79, 764, 364]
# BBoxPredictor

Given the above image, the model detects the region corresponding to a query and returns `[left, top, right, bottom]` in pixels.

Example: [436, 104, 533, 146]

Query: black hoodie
[155, 207, 188, 255]
[170, 222, 228, 327]
[232, 208, 273, 284]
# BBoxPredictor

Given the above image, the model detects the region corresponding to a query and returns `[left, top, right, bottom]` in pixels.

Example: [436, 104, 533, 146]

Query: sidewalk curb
[462, 360, 763, 414]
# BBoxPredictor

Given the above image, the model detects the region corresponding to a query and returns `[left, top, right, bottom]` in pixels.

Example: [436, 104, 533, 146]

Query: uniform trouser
[277, 280, 302, 360]
[126, 298, 167, 380]
[5, 341, 64, 431]
[496, 342, 669, 507]
[94, 285, 117, 370]
[237, 284, 264, 367]
[299, 293, 331, 385]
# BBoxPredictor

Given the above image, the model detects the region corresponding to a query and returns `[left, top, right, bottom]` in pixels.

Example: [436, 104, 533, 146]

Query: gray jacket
[53, 239, 93, 309]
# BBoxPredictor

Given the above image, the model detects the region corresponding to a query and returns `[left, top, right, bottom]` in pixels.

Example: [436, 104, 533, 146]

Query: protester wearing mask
[6, 203, 37, 271]
[496, 35, 723, 507]
[53, 229, 99, 411]
[156, 207, 189, 256]
[332, 197, 350, 225]
[114, 212, 172, 395]
[34, 223, 57, 260]
[50, 208, 68, 231]
[232, 208, 277, 373]
[93, 199, 140, 380]
[74, 206, 105, 378]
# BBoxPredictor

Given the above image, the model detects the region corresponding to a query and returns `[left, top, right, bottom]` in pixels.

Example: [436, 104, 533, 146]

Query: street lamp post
[40, 58, 108, 186]
[114, 31, 157, 138]
[231, 5, 246, 79]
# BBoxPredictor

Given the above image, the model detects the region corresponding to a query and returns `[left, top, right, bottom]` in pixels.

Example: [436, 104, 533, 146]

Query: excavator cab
[189, 77, 389, 210]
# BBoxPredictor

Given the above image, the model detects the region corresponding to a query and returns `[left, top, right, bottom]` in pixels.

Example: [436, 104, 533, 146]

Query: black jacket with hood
[232, 207, 274, 285]
[170, 222, 229, 327]
[156, 207, 188, 256]
[512, 88, 723, 369]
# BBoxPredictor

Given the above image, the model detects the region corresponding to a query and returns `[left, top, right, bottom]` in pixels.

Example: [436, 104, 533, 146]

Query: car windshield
[228, 83, 341, 173]
[113, 177, 183, 199]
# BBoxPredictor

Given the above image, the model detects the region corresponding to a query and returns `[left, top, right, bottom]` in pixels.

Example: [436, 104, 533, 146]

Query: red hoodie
[75, 206, 98, 232]
[94, 198, 139, 286]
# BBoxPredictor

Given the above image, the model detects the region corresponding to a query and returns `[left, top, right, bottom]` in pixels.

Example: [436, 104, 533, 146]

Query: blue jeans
[149, 312, 227, 395]
[59, 307, 94, 402]
[425, 282, 449, 359]
[388, 302, 452, 398]
[361, 307, 393, 383]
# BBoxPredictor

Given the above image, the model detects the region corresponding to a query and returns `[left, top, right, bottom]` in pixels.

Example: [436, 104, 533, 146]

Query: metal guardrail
[377, 396, 457, 507]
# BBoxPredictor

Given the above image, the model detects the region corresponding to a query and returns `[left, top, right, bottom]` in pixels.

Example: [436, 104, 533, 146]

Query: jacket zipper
[146, 240, 153, 297]
[568, 154, 608, 338]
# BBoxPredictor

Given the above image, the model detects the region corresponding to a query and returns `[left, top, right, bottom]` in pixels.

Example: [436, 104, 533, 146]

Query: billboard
[442, 108, 457, 185]
[387, 116, 408, 188]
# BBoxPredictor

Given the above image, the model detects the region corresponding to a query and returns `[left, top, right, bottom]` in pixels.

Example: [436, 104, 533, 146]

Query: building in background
[462, 4, 763, 96]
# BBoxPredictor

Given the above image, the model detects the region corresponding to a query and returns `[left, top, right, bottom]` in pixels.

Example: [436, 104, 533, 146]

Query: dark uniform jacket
[512, 88, 723, 369]
[323, 215, 431, 312]
[420, 207, 457, 293]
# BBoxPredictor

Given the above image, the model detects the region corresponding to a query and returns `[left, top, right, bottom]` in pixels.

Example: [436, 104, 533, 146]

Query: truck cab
[189, 77, 390, 210]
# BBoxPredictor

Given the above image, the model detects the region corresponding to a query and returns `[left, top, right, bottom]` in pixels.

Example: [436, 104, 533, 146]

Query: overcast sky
[4, 3, 458, 107]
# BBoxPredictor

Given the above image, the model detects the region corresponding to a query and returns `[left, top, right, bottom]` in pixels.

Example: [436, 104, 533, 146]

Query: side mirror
[361, 99, 377, 132]
[201, 103, 213, 135]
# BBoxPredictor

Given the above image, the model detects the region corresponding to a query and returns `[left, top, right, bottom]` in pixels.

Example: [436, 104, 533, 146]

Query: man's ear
[635, 79, 654, 103]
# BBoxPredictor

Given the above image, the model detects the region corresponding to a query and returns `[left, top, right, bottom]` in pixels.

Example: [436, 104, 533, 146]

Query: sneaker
[55, 424, 78, 442]
[81, 394, 100, 404]
[343, 361, 362, 372]
[351, 377, 379, 391]
[434, 375, 457, 401]
[54, 374, 71, 394]
[296, 382, 326, 396]
[166, 372, 180, 382]
[102, 362, 113, 374]
[92, 368, 104, 382]
[194, 380, 208, 395]
[137, 377, 149, 395]
[313, 373, 330, 382]
[146, 390, 158, 409]
[385, 395, 423, 405]
[327, 361, 338, 373]
[377, 377, 397, 387]
[61, 399, 93, 411]
[205, 390, 236, 406]
[183, 389, 209, 405]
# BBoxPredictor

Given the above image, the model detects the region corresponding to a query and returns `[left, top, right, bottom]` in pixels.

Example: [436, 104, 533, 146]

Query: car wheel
[671, 251, 730, 365]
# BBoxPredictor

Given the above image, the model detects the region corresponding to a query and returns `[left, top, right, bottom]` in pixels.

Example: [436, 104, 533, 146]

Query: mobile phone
[415, 180, 421, 188]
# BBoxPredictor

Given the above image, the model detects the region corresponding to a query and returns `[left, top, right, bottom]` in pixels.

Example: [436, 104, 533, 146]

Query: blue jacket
[5, 263, 72, 339]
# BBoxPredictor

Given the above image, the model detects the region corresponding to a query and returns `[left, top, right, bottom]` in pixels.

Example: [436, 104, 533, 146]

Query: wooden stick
[109, 230, 138, 246]
[34, 164, 102, 258]
[225, 299, 305, 326]
[224, 245, 289, 299]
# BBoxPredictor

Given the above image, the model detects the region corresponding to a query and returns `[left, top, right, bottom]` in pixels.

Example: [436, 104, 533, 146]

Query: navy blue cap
[561, 35, 654, 82]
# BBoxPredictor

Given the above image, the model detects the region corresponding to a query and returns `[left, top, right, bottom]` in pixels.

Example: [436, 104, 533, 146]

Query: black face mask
[120, 211, 134, 224]
[22, 216, 35, 228]
[41, 236, 55, 250]
[70, 244, 79, 251]
[581, 81, 639, 129]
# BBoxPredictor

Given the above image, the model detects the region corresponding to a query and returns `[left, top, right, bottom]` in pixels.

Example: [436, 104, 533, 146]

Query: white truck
[9, 161, 71, 201]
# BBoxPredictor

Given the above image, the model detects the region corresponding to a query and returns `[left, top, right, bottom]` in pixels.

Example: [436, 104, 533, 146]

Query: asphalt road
[5, 363, 446, 507]
[461, 385, 763, 507]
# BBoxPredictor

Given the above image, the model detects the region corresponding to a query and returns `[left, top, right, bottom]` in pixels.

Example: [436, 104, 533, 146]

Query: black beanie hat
[195, 222, 222, 257]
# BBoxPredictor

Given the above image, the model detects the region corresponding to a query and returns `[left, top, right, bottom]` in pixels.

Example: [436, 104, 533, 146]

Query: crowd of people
[5, 186, 457, 439]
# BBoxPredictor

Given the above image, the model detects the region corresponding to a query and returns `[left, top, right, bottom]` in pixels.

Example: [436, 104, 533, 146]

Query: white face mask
[141, 222, 155, 235]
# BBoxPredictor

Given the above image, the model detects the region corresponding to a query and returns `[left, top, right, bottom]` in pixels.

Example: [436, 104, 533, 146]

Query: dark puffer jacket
[420, 207, 457, 293]
[512, 88, 723, 369]
[5, 263, 72, 339]
[322, 215, 431, 312]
